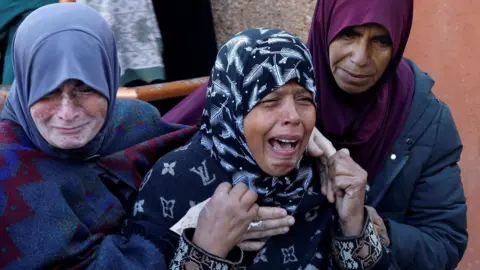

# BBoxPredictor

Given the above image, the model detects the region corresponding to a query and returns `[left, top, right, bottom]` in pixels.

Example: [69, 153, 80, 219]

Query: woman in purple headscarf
[164, 0, 468, 269]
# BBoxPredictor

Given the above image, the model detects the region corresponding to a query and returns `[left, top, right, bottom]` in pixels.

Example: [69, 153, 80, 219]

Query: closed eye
[297, 97, 315, 105]
[257, 98, 279, 107]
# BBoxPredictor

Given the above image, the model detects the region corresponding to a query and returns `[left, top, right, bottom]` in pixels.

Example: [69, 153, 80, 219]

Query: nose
[56, 93, 80, 121]
[350, 42, 369, 67]
[281, 97, 301, 126]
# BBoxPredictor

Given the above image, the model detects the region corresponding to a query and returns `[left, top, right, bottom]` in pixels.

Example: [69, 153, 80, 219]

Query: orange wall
[405, 1, 480, 268]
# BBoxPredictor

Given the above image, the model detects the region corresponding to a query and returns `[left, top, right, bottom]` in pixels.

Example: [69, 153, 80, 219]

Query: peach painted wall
[404, 1, 480, 268]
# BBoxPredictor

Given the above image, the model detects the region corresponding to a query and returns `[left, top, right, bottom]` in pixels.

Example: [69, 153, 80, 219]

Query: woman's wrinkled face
[329, 23, 393, 94]
[243, 81, 316, 177]
[30, 79, 108, 149]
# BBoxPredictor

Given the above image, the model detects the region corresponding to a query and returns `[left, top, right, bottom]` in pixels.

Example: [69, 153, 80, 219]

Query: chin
[267, 162, 297, 177]
[51, 139, 89, 150]
[339, 84, 370, 94]
[333, 78, 368, 94]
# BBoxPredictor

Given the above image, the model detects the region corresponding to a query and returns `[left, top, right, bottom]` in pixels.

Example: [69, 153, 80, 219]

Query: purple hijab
[307, 0, 415, 181]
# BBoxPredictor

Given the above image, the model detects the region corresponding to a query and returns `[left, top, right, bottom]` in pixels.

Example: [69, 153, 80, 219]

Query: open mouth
[268, 138, 300, 153]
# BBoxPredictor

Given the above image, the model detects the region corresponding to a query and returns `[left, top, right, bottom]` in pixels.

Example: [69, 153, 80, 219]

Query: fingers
[250, 216, 295, 231]
[241, 188, 258, 204]
[327, 149, 351, 171]
[307, 127, 337, 158]
[237, 240, 267, 252]
[243, 226, 289, 240]
[313, 128, 336, 158]
[321, 181, 327, 196]
[307, 137, 324, 157]
[339, 148, 350, 156]
[215, 182, 233, 196]
[328, 150, 367, 181]
[257, 207, 287, 220]
[365, 206, 384, 227]
[229, 182, 248, 199]
[247, 203, 259, 219]
[317, 158, 329, 197]
[331, 175, 351, 193]
[327, 176, 335, 203]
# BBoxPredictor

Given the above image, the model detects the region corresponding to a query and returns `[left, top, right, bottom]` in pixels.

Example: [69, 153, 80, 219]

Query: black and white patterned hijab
[200, 28, 317, 213]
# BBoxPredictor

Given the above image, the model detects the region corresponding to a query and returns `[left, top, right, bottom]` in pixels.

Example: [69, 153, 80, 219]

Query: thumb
[307, 140, 324, 157]
[339, 148, 350, 156]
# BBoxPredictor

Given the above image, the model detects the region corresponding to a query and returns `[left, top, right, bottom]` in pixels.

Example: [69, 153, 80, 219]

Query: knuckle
[235, 182, 248, 189]
[246, 190, 258, 200]
[219, 182, 232, 189]
[252, 203, 260, 214]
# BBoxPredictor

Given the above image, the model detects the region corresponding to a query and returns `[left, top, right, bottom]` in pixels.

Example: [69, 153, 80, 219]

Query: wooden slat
[0, 77, 207, 110]
[119, 77, 208, 101]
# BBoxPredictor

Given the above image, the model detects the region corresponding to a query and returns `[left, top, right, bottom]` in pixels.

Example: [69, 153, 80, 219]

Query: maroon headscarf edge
[307, 0, 415, 182]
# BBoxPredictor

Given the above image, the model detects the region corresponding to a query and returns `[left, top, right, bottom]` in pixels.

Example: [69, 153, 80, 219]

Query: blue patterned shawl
[201, 28, 317, 213]
[131, 28, 333, 269]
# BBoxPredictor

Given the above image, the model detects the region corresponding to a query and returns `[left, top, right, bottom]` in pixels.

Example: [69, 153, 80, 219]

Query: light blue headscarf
[1, 3, 120, 159]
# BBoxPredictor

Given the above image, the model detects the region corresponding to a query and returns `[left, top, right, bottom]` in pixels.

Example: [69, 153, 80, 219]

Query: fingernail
[288, 217, 295, 225]
[283, 227, 290, 233]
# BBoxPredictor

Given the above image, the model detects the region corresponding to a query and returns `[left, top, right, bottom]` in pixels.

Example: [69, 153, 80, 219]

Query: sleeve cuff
[170, 228, 243, 269]
[332, 208, 385, 270]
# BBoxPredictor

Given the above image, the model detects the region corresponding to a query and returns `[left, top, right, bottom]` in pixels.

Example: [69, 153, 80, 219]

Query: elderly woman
[162, 0, 468, 269]
[0, 3, 196, 269]
[129, 28, 386, 269]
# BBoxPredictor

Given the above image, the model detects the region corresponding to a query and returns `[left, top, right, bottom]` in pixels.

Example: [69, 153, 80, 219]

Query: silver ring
[248, 221, 263, 231]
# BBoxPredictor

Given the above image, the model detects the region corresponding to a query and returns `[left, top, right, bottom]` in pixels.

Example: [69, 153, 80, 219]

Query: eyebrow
[349, 26, 392, 43]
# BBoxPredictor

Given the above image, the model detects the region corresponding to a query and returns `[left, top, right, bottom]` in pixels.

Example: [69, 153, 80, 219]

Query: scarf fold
[307, 0, 415, 181]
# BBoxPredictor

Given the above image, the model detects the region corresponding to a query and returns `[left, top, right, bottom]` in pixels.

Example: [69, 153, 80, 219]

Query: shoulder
[102, 99, 186, 153]
[404, 59, 461, 146]
[148, 133, 210, 178]
[429, 100, 462, 162]
[0, 120, 34, 151]
[403, 58, 435, 93]
[112, 98, 161, 129]
[139, 133, 221, 194]
[399, 59, 461, 161]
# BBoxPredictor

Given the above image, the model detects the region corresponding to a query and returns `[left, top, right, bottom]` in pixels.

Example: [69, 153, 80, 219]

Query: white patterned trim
[332, 214, 383, 270]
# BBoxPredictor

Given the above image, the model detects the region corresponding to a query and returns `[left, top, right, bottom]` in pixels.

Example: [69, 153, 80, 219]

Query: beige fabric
[170, 199, 210, 235]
